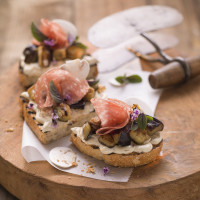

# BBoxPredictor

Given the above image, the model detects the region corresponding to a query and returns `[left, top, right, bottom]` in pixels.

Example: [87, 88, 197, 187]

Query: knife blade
[92, 32, 178, 73]
[88, 5, 183, 48]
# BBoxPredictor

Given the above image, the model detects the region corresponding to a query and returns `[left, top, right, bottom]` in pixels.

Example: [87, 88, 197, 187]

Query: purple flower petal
[52, 119, 57, 127]
[68, 34, 75, 46]
[52, 58, 57, 65]
[44, 39, 55, 47]
[28, 103, 34, 109]
[103, 166, 110, 175]
[52, 110, 59, 127]
[64, 94, 71, 102]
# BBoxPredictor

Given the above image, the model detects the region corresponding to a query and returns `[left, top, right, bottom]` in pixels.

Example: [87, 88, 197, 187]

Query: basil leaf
[31, 22, 48, 42]
[127, 75, 142, 83]
[75, 36, 79, 42]
[74, 42, 87, 49]
[138, 113, 147, 130]
[49, 80, 63, 103]
[146, 115, 153, 123]
[115, 76, 126, 84]
[131, 122, 138, 131]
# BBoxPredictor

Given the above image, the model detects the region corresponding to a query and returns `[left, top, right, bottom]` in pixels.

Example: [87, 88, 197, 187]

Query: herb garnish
[72, 36, 87, 49]
[31, 22, 48, 42]
[137, 113, 147, 130]
[130, 113, 153, 131]
[115, 74, 142, 85]
[131, 122, 138, 131]
[146, 115, 153, 122]
[49, 80, 63, 103]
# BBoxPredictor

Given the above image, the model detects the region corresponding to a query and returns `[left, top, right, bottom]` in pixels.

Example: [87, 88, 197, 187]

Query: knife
[88, 5, 183, 48]
[92, 32, 178, 73]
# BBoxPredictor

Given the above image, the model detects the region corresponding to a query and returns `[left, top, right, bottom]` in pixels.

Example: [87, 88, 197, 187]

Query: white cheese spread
[21, 90, 104, 134]
[71, 127, 162, 155]
[20, 55, 97, 77]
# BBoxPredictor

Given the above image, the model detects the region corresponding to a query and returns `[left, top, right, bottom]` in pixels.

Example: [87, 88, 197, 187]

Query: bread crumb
[87, 162, 91, 166]
[6, 128, 14, 132]
[86, 166, 95, 174]
[72, 162, 78, 167]
[5, 120, 8, 123]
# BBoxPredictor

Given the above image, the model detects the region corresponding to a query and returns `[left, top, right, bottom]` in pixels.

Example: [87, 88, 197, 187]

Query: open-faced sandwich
[71, 98, 164, 167]
[20, 59, 105, 144]
[19, 19, 98, 88]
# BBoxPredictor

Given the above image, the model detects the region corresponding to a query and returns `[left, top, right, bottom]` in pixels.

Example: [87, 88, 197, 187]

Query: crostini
[20, 59, 105, 144]
[19, 19, 98, 88]
[71, 98, 164, 167]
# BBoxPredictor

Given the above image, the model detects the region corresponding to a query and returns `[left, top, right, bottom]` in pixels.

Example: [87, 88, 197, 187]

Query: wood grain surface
[1, 0, 200, 199]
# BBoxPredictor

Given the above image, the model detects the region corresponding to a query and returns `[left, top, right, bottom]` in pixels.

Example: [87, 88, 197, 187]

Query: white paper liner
[22, 122, 133, 182]
[21, 58, 162, 182]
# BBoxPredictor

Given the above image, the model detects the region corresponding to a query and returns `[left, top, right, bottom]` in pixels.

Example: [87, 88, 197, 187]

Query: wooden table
[0, 0, 200, 199]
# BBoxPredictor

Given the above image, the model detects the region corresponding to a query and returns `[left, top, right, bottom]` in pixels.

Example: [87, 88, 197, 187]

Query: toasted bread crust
[70, 132, 163, 167]
[19, 98, 49, 144]
[19, 67, 37, 88]
[20, 98, 96, 144]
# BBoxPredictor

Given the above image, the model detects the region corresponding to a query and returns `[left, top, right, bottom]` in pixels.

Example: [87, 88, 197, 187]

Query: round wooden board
[0, 63, 200, 200]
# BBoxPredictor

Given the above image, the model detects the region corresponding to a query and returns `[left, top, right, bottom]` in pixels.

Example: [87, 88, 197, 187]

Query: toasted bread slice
[70, 131, 163, 167]
[20, 98, 96, 144]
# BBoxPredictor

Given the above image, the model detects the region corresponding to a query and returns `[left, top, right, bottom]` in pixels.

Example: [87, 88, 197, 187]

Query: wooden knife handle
[149, 55, 200, 89]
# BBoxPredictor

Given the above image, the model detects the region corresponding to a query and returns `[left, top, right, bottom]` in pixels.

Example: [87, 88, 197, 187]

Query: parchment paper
[21, 58, 162, 182]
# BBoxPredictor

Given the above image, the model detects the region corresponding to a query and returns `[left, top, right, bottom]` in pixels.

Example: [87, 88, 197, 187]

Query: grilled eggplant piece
[129, 129, 150, 145]
[118, 123, 131, 146]
[27, 85, 35, 101]
[89, 116, 101, 130]
[98, 133, 120, 148]
[147, 117, 164, 136]
[67, 45, 85, 59]
[87, 79, 99, 90]
[70, 100, 85, 109]
[53, 48, 67, 61]
[38, 46, 51, 67]
[83, 87, 95, 101]
[54, 103, 71, 122]
[23, 45, 38, 63]
[82, 122, 92, 140]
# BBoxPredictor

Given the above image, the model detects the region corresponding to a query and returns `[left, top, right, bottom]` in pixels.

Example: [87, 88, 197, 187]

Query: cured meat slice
[32, 19, 68, 48]
[91, 98, 132, 135]
[35, 67, 89, 108]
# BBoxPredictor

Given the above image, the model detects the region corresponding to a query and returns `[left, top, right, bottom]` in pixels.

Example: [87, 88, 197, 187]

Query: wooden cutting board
[0, 57, 200, 200]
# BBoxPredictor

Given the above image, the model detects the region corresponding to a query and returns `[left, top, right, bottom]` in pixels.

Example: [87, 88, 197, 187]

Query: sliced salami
[91, 98, 132, 135]
[35, 67, 89, 108]
[40, 18, 68, 48]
